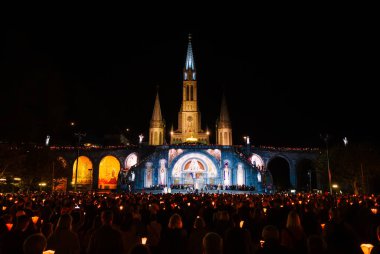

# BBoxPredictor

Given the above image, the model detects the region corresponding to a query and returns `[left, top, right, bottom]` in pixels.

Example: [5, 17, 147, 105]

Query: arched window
[72, 156, 93, 186]
[98, 155, 120, 190]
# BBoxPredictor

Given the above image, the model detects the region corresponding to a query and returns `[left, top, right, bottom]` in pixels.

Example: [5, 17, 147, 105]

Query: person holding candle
[47, 214, 80, 254]
[371, 225, 380, 254]
[0, 215, 31, 254]
[87, 210, 124, 254]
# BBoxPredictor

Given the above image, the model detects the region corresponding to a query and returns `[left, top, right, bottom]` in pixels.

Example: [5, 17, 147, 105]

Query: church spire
[151, 92, 162, 122]
[184, 34, 196, 81]
[217, 94, 233, 146]
[219, 93, 231, 124]
[149, 91, 165, 145]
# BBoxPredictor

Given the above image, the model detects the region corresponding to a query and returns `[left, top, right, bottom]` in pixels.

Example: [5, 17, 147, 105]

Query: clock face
[187, 116, 193, 122]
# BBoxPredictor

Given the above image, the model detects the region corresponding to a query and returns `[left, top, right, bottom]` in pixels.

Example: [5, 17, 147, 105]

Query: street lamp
[74, 132, 86, 192]
[308, 169, 312, 192]
[321, 134, 332, 194]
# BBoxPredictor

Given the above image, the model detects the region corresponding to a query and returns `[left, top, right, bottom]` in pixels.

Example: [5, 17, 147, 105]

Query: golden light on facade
[186, 137, 198, 142]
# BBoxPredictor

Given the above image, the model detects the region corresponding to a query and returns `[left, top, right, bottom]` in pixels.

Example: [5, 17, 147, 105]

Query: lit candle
[141, 237, 148, 245]
[260, 240, 265, 248]
[119, 205, 124, 211]
[42, 250, 56, 254]
[321, 223, 325, 230]
[360, 243, 374, 254]
[2, 206, 6, 211]
[32, 216, 39, 224]
[187, 202, 191, 207]
[371, 208, 377, 215]
[240, 220, 244, 228]
[6, 223, 13, 231]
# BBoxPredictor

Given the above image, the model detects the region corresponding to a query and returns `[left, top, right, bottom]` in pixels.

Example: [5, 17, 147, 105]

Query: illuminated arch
[171, 153, 218, 185]
[98, 155, 120, 189]
[72, 156, 93, 185]
[125, 153, 138, 171]
[250, 153, 264, 168]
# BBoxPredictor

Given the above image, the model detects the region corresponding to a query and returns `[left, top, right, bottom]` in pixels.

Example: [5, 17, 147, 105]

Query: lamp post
[322, 134, 332, 194]
[308, 169, 312, 192]
[74, 132, 86, 192]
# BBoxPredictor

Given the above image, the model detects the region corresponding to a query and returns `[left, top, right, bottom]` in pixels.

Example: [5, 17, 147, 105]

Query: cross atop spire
[184, 33, 196, 80]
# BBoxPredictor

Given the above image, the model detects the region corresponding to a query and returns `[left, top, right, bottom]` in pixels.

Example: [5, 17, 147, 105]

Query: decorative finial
[188, 33, 192, 41]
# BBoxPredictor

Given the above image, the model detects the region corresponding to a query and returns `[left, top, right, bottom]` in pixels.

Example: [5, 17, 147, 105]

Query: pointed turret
[149, 92, 165, 145]
[151, 92, 162, 122]
[219, 94, 231, 125]
[217, 94, 233, 146]
[184, 34, 196, 81]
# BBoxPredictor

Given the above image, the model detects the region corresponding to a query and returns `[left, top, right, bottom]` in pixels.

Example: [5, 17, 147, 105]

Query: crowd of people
[0, 191, 379, 254]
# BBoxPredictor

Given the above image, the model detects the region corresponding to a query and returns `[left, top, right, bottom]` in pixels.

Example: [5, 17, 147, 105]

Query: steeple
[217, 94, 233, 146]
[171, 34, 209, 145]
[219, 94, 231, 125]
[149, 91, 165, 145]
[151, 92, 162, 122]
[184, 34, 196, 81]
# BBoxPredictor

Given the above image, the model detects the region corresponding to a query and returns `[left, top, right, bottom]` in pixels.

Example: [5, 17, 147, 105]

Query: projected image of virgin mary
[189, 159, 200, 171]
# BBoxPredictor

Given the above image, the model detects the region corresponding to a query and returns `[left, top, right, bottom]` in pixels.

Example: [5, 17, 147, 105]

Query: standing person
[187, 217, 207, 254]
[47, 214, 80, 254]
[224, 213, 254, 254]
[281, 210, 307, 254]
[87, 210, 124, 254]
[202, 232, 223, 254]
[1, 214, 31, 254]
[23, 233, 47, 254]
[159, 213, 187, 254]
[371, 225, 380, 254]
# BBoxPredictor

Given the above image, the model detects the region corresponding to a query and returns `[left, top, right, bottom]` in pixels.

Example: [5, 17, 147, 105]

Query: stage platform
[134, 189, 258, 195]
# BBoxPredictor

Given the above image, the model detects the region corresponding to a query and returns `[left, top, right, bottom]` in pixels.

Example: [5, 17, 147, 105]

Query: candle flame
[32, 216, 39, 224]
[6, 223, 13, 231]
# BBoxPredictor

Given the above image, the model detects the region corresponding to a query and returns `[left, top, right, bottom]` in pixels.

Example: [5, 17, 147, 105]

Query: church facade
[54, 36, 320, 193]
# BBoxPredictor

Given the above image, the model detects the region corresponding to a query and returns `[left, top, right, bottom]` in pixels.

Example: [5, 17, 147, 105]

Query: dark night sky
[0, 7, 377, 147]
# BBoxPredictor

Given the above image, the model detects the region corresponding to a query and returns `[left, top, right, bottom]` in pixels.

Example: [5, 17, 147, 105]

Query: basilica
[59, 36, 319, 193]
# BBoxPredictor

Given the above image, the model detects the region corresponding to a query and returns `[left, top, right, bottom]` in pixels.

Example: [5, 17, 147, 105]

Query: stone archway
[267, 157, 291, 192]
[171, 152, 218, 188]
